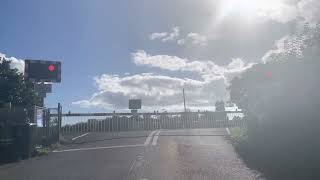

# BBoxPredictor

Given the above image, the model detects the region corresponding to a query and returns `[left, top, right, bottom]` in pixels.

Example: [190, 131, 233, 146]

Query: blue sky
[1, 0, 319, 112]
[1, 1, 136, 111]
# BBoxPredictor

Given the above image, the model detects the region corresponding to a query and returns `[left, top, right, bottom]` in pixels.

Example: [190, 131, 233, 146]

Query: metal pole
[57, 103, 62, 142]
[183, 88, 186, 113]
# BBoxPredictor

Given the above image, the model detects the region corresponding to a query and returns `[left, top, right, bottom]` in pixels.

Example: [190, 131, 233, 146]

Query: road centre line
[144, 130, 158, 145]
[152, 131, 161, 146]
[226, 128, 231, 135]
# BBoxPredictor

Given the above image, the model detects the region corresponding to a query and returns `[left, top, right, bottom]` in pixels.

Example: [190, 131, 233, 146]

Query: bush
[228, 25, 320, 179]
[229, 128, 250, 162]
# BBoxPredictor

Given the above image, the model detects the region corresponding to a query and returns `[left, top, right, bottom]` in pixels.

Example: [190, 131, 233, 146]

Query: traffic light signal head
[48, 64, 55, 72]
[24, 60, 61, 82]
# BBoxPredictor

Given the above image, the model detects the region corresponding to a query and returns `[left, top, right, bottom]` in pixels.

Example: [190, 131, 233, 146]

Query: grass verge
[32, 143, 62, 157]
[229, 127, 250, 160]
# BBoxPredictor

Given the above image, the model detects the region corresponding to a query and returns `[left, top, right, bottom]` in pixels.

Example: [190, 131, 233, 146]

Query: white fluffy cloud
[132, 50, 254, 83]
[73, 50, 254, 110]
[162, 26, 180, 42]
[297, 0, 320, 24]
[177, 33, 208, 46]
[149, 27, 180, 42]
[256, 0, 299, 23]
[149, 32, 168, 40]
[262, 0, 320, 24]
[149, 27, 210, 46]
[262, 35, 292, 62]
[72, 73, 226, 111]
[0, 52, 25, 73]
[262, 23, 320, 62]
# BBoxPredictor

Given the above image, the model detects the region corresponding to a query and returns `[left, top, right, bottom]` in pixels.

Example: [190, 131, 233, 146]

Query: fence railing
[51, 111, 246, 136]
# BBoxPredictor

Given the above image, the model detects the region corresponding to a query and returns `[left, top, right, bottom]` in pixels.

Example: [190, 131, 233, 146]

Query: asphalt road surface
[0, 128, 263, 180]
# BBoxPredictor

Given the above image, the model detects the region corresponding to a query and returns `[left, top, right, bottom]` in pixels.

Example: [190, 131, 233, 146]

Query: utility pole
[183, 88, 186, 112]
[57, 103, 62, 142]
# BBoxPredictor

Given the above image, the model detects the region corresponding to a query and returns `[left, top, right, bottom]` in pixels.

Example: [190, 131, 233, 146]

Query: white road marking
[152, 130, 161, 146]
[52, 144, 144, 153]
[72, 133, 90, 141]
[144, 130, 157, 145]
[226, 128, 231, 135]
[129, 159, 137, 173]
[129, 154, 145, 174]
[172, 143, 225, 148]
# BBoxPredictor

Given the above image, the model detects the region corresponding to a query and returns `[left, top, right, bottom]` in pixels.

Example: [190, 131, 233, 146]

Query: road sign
[24, 60, 61, 82]
[34, 83, 52, 93]
[34, 83, 52, 98]
[35, 108, 44, 127]
[129, 99, 142, 109]
[37, 91, 47, 98]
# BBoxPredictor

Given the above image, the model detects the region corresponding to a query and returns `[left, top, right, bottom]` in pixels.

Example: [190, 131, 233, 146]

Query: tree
[228, 23, 320, 179]
[0, 59, 40, 108]
[215, 100, 225, 112]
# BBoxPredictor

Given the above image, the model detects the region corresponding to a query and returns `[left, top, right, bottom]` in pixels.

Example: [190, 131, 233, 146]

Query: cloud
[162, 26, 180, 42]
[149, 26, 180, 42]
[262, 35, 292, 62]
[258, 0, 320, 24]
[149, 27, 209, 46]
[256, 1, 299, 23]
[0, 53, 5, 63]
[149, 32, 168, 40]
[298, 0, 320, 24]
[132, 50, 254, 83]
[262, 23, 320, 62]
[74, 50, 254, 110]
[73, 73, 226, 111]
[177, 33, 208, 46]
[0, 52, 25, 73]
[132, 50, 191, 71]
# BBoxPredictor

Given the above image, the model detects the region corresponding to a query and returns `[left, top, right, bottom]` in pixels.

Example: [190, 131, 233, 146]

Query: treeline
[229, 24, 320, 179]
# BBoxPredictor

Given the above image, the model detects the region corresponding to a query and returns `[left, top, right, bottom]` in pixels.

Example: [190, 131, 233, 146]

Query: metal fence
[54, 111, 246, 136]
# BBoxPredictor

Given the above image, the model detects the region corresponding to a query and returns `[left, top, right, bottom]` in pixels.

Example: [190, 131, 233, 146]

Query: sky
[0, 0, 319, 113]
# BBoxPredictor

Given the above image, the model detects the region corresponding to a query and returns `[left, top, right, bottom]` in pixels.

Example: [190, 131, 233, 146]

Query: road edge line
[52, 144, 144, 153]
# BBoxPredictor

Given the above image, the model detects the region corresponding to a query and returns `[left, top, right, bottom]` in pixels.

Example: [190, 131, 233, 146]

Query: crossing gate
[54, 111, 246, 136]
[35, 104, 62, 145]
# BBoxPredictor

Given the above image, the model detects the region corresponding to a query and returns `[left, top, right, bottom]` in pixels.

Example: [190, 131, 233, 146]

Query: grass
[32, 143, 62, 157]
[229, 127, 248, 150]
[229, 127, 253, 170]
[230, 127, 247, 138]
[33, 147, 50, 156]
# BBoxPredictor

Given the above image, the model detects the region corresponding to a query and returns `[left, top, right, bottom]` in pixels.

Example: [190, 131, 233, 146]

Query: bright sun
[215, 0, 282, 22]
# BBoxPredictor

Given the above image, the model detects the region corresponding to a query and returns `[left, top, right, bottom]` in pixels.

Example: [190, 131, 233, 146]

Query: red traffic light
[25, 60, 61, 82]
[48, 64, 55, 72]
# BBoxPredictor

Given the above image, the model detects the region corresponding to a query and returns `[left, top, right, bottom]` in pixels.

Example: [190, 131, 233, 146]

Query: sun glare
[215, 0, 282, 23]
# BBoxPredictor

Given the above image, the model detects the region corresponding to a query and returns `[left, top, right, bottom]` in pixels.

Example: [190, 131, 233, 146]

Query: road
[0, 128, 263, 180]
